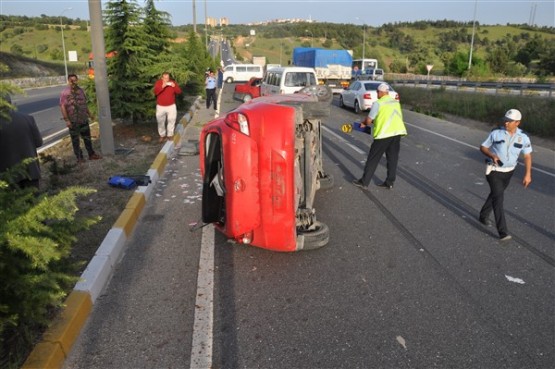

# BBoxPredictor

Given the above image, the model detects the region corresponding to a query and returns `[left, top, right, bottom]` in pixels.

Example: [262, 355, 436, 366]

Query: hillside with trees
[1, 12, 554, 80]
[217, 21, 555, 79]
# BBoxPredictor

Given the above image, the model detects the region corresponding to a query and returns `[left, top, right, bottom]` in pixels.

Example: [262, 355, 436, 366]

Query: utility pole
[204, 0, 208, 48]
[192, 0, 197, 33]
[88, 0, 114, 155]
[468, 0, 478, 70]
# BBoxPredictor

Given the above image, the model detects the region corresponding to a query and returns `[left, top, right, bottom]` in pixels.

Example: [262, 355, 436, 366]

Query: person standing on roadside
[352, 83, 407, 190]
[0, 94, 43, 189]
[60, 74, 101, 163]
[217, 67, 224, 89]
[153, 72, 182, 143]
[205, 70, 217, 110]
[478, 109, 532, 241]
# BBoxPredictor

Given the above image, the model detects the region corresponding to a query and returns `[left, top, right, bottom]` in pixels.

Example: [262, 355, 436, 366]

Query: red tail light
[363, 93, 371, 100]
[225, 112, 250, 136]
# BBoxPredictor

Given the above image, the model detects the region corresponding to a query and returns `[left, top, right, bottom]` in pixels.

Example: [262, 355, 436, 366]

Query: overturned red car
[199, 86, 333, 252]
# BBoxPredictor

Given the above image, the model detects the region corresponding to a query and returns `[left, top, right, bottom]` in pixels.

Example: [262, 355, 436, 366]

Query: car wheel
[297, 221, 330, 250]
[243, 94, 252, 103]
[318, 173, 334, 190]
[339, 95, 345, 108]
[354, 100, 361, 114]
[225, 77, 233, 83]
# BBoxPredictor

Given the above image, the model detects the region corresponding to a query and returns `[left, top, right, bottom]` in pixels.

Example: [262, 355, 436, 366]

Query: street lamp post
[355, 17, 366, 61]
[59, 7, 72, 81]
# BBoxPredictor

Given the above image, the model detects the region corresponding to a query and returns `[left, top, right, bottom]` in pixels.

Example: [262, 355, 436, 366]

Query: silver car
[339, 81, 399, 114]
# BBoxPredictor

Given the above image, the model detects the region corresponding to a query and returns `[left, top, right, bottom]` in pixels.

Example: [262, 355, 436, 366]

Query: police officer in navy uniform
[478, 109, 532, 241]
[205, 70, 217, 110]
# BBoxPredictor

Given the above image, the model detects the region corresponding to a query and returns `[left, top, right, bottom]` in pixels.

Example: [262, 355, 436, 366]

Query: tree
[143, 0, 172, 54]
[182, 30, 213, 96]
[445, 52, 469, 77]
[104, 0, 153, 122]
[537, 42, 555, 76]
[487, 46, 510, 74]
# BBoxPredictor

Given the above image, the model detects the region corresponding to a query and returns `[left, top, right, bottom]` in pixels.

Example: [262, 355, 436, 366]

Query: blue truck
[292, 47, 353, 93]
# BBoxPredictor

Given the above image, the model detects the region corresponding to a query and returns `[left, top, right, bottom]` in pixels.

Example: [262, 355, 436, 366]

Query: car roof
[362, 81, 393, 91]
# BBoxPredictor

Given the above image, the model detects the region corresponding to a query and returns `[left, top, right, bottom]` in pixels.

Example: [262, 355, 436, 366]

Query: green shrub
[395, 86, 555, 138]
[0, 172, 98, 367]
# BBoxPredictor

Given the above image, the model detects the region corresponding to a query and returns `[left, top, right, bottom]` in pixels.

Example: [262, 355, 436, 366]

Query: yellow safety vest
[372, 95, 407, 139]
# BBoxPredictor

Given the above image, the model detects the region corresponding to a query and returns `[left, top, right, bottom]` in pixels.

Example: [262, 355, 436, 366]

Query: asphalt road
[64, 84, 554, 369]
[11, 85, 68, 148]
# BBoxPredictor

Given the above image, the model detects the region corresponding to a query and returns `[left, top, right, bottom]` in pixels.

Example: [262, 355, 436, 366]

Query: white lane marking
[321, 125, 366, 155]
[404, 121, 555, 178]
[190, 224, 215, 369]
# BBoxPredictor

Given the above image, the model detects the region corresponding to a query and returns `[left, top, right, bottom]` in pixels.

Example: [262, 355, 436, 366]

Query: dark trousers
[69, 122, 94, 159]
[206, 88, 217, 109]
[360, 135, 401, 186]
[480, 170, 514, 237]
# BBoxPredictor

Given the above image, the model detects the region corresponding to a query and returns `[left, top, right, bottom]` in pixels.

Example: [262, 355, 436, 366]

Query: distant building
[206, 16, 218, 27]
[205, 16, 229, 27]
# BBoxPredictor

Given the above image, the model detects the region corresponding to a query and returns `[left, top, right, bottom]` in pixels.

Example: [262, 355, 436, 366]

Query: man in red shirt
[153, 72, 182, 143]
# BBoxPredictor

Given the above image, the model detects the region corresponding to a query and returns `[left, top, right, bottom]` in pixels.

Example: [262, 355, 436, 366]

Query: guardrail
[389, 77, 554, 97]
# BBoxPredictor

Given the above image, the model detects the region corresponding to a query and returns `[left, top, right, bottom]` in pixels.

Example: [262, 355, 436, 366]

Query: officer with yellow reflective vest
[352, 83, 407, 190]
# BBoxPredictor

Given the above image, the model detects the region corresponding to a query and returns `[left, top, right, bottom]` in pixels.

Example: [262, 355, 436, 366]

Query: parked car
[233, 77, 262, 103]
[358, 68, 384, 81]
[199, 86, 334, 252]
[339, 81, 399, 113]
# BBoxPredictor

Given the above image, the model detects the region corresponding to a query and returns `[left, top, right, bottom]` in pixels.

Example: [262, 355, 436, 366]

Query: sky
[0, 0, 554, 27]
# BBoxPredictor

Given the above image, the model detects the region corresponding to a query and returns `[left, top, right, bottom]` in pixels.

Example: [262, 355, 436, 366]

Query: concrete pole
[468, 0, 478, 70]
[59, 12, 69, 82]
[193, 0, 197, 33]
[204, 0, 208, 48]
[88, 0, 114, 155]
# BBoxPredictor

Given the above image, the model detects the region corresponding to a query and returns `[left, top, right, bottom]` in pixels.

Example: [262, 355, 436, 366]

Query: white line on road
[190, 224, 215, 369]
[322, 125, 366, 155]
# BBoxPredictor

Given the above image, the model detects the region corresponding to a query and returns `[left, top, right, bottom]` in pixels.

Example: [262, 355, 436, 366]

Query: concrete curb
[22, 97, 202, 369]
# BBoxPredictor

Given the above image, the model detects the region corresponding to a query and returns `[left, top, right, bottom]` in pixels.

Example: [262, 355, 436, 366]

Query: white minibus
[222, 64, 264, 83]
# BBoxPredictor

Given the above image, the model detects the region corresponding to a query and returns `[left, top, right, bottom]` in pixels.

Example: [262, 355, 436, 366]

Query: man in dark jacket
[0, 95, 43, 189]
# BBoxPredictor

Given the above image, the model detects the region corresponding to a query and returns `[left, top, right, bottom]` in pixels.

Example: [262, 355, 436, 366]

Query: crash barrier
[21, 98, 201, 369]
[390, 77, 554, 97]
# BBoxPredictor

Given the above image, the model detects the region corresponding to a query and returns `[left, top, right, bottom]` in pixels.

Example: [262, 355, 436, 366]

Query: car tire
[354, 100, 361, 114]
[339, 95, 345, 108]
[318, 173, 334, 190]
[226, 77, 234, 83]
[243, 94, 252, 103]
[297, 221, 330, 251]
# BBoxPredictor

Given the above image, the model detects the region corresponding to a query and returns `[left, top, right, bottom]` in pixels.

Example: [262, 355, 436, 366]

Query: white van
[260, 66, 319, 96]
[223, 64, 264, 83]
[359, 68, 384, 81]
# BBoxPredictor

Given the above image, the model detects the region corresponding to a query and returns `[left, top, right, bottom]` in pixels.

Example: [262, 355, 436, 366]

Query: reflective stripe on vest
[373, 96, 407, 139]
